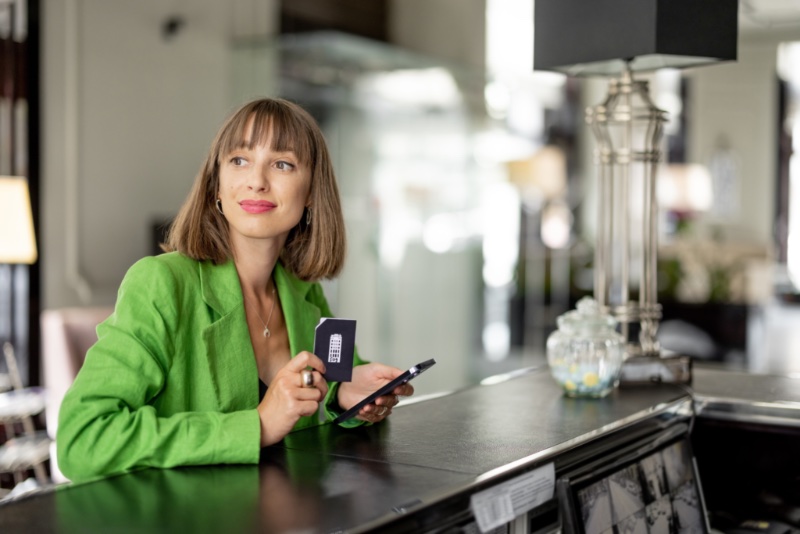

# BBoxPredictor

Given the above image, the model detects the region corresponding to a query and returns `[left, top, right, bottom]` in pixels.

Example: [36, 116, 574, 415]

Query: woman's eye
[230, 156, 247, 166]
[276, 160, 295, 171]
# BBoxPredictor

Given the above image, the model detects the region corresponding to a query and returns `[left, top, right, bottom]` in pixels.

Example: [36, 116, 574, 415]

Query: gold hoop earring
[216, 199, 224, 215]
[305, 207, 312, 226]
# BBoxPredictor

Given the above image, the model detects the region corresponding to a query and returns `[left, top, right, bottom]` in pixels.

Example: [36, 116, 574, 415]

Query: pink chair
[41, 307, 113, 481]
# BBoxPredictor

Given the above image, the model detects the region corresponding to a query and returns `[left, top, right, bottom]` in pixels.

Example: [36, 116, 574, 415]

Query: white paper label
[469, 463, 555, 533]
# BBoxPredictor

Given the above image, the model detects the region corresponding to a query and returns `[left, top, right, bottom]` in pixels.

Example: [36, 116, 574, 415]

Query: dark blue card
[314, 318, 356, 382]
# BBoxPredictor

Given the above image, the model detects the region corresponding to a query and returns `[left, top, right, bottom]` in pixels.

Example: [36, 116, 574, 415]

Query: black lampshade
[534, 0, 739, 76]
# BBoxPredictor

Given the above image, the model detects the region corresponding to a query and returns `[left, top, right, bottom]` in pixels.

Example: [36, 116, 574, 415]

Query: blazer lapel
[200, 260, 259, 410]
[274, 263, 321, 358]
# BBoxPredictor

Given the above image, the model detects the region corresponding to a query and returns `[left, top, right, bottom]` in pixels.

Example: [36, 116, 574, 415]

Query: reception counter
[0, 365, 798, 533]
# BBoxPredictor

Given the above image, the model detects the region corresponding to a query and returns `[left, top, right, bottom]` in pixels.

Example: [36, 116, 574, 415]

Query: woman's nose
[248, 166, 270, 191]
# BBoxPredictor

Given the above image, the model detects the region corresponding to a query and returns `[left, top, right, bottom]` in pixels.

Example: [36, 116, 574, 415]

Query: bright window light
[486, 0, 533, 77]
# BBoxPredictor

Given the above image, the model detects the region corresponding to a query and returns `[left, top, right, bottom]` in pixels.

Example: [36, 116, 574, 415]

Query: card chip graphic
[328, 334, 342, 363]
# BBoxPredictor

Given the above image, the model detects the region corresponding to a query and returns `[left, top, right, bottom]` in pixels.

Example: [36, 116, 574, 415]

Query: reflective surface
[3, 367, 795, 533]
[693, 365, 800, 427]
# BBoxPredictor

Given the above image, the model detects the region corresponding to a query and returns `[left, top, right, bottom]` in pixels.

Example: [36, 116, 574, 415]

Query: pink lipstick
[239, 200, 276, 214]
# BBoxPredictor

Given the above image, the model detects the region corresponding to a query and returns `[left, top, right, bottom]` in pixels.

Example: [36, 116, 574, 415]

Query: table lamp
[0, 176, 38, 265]
[0, 176, 38, 387]
[534, 0, 738, 382]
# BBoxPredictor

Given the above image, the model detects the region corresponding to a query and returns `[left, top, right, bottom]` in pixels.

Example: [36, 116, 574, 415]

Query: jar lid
[557, 296, 618, 334]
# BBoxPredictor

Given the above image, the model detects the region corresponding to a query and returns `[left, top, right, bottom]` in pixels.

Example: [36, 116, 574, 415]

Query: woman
[57, 98, 413, 482]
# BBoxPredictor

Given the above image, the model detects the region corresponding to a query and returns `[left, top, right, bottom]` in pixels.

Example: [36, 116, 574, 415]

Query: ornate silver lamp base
[619, 353, 693, 385]
[587, 64, 692, 385]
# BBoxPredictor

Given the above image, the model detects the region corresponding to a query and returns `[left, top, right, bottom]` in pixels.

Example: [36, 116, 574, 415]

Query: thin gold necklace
[247, 282, 277, 338]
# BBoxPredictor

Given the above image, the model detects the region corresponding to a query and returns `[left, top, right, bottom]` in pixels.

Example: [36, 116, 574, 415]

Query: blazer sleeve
[56, 257, 261, 483]
[306, 282, 368, 427]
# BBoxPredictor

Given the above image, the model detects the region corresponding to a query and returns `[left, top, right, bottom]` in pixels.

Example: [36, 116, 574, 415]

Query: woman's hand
[258, 352, 328, 446]
[337, 363, 414, 424]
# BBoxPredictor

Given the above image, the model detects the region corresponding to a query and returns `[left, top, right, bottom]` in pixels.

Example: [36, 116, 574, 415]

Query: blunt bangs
[215, 100, 316, 169]
[165, 97, 345, 279]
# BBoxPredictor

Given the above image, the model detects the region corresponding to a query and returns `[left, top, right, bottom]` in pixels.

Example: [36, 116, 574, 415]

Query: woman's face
[217, 125, 311, 252]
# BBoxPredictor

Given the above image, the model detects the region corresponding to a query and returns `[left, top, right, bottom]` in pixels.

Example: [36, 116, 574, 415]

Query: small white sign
[469, 463, 555, 533]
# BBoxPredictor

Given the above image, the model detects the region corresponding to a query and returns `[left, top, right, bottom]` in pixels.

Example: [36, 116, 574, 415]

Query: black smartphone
[333, 358, 436, 423]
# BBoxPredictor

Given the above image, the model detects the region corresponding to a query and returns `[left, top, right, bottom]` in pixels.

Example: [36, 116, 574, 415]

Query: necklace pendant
[263, 326, 271, 338]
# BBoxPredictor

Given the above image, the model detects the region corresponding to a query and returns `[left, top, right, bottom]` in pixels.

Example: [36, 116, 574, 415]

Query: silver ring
[378, 406, 388, 416]
[301, 369, 314, 388]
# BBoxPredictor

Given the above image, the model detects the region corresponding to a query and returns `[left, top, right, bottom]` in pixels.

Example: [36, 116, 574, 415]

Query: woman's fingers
[295, 399, 323, 417]
[286, 351, 327, 375]
[393, 383, 414, 397]
[277, 353, 329, 396]
[358, 403, 392, 422]
[374, 394, 399, 408]
[356, 395, 398, 422]
[296, 371, 328, 399]
[258, 355, 332, 446]
[339, 363, 417, 424]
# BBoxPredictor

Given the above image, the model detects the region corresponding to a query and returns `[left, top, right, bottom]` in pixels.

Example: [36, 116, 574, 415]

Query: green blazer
[57, 252, 364, 483]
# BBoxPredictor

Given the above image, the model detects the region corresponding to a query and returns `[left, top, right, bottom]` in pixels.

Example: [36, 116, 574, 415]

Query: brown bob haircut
[163, 98, 346, 281]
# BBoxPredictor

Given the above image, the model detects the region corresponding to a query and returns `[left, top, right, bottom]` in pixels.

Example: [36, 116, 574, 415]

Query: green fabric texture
[57, 252, 365, 482]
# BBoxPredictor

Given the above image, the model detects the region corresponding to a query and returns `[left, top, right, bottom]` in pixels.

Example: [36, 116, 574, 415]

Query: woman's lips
[239, 200, 276, 214]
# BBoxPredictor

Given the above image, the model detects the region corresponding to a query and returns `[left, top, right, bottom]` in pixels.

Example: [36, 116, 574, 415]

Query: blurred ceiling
[280, 0, 388, 41]
[740, 0, 800, 33]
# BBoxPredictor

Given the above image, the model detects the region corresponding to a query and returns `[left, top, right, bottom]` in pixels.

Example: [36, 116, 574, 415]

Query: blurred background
[5, 0, 800, 399]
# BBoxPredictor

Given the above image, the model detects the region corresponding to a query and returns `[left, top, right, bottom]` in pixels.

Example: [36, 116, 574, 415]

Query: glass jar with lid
[547, 296, 625, 397]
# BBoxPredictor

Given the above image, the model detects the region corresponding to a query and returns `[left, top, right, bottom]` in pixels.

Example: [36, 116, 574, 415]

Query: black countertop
[2, 366, 795, 533]
[279, 367, 688, 475]
[693, 365, 800, 404]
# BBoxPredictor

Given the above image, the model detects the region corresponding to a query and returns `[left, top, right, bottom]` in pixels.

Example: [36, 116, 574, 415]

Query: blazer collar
[199, 259, 320, 353]
[199, 259, 242, 317]
[198, 258, 322, 411]
[199, 260, 251, 411]
[273, 262, 320, 355]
